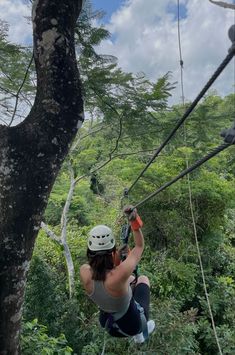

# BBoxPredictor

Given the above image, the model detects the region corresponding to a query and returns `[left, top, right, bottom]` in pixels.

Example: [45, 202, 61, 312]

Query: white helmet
[88, 225, 115, 251]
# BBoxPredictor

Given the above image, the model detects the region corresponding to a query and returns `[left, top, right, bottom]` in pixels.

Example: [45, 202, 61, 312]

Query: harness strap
[111, 322, 131, 337]
[135, 301, 148, 340]
[104, 313, 130, 337]
[103, 300, 148, 340]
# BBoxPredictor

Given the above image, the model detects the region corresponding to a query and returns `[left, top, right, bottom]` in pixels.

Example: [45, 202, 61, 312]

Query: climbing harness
[102, 299, 148, 340]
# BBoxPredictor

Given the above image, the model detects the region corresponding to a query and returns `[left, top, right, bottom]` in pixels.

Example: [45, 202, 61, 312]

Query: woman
[80, 207, 155, 343]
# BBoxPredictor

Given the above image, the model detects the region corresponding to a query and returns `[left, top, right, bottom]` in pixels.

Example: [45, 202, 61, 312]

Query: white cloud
[97, 0, 235, 103]
[0, 0, 32, 45]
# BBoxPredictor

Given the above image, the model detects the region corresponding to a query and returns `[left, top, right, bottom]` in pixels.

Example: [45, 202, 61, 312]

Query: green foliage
[147, 256, 198, 303]
[148, 300, 199, 354]
[11, 4, 234, 352]
[34, 91, 235, 354]
[2, 1, 234, 353]
[21, 319, 73, 355]
[23, 256, 67, 334]
[198, 319, 235, 355]
[34, 97, 234, 354]
[199, 276, 235, 325]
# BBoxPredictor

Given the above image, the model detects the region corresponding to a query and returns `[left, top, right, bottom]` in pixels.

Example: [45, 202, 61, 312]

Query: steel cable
[127, 45, 235, 194]
[134, 142, 230, 209]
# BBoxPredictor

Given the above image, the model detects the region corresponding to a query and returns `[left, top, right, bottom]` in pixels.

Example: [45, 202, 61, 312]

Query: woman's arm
[115, 207, 144, 281]
[119, 228, 144, 276]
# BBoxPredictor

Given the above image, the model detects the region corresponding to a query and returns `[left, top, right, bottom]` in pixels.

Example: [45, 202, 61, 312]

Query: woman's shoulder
[80, 264, 92, 281]
[80, 264, 93, 294]
[80, 263, 90, 271]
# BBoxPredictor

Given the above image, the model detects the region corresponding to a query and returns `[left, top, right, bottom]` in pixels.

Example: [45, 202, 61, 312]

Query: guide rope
[177, 2, 223, 354]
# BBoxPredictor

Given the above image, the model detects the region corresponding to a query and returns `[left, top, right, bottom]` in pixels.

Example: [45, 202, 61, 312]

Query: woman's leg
[115, 298, 142, 336]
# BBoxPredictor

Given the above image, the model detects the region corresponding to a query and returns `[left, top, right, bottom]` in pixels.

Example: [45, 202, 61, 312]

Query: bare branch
[71, 124, 105, 152]
[91, 84, 122, 118]
[0, 85, 17, 97]
[40, 222, 63, 245]
[60, 163, 76, 241]
[109, 114, 123, 157]
[0, 117, 8, 125]
[0, 81, 33, 109]
[8, 54, 34, 127]
[74, 116, 123, 184]
[114, 149, 162, 157]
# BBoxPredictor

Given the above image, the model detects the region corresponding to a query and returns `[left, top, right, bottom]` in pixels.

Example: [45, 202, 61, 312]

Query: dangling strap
[101, 298, 148, 342]
[101, 328, 107, 355]
[135, 301, 148, 340]
[104, 311, 131, 337]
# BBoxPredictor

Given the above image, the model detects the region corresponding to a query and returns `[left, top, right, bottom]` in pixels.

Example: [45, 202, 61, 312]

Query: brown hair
[87, 247, 116, 281]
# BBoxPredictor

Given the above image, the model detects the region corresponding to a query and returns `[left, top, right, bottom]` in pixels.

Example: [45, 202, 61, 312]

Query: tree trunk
[0, 1, 84, 354]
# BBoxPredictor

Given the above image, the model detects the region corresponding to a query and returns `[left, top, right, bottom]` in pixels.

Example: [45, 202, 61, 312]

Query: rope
[133, 142, 230, 209]
[177, 2, 223, 354]
[127, 44, 235, 194]
[177, 0, 185, 106]
[190, 190, 223, 354]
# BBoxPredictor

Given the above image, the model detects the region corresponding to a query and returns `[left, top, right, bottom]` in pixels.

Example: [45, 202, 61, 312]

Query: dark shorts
[99, 283, 150, 337]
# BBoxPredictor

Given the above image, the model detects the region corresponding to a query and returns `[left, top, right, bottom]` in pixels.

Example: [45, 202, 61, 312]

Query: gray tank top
[87, 280, 132, 314]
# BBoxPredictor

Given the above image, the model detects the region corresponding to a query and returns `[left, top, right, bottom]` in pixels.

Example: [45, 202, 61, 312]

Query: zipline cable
[177, 2, 222, 354]
[133, 142, 230, 209]
[127, 33, 235, 194]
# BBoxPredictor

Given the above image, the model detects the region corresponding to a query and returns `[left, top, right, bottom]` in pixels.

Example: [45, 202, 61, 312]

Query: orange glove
[123, 205, 143, 231]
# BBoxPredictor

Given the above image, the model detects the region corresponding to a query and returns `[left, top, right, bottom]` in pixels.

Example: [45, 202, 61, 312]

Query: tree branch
[8, 54, 34, 127]
[40, 221, 63, 245]
[209, 0, 235, 9]
[60, 163, 76, 241]
[71, 124, 105, 152]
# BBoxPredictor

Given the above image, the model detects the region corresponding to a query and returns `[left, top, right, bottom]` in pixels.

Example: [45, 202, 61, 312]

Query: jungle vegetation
[0, 2, 234, 354]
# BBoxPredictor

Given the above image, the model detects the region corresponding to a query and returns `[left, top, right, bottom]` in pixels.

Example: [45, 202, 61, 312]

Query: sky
[0, 0, 234, 105]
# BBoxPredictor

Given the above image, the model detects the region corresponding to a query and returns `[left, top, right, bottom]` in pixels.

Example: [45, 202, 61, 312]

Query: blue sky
[92, 0, 126, 22]
[92, 0, 187, 23]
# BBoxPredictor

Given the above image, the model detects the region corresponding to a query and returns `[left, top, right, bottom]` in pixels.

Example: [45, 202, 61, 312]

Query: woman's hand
[123, 205, 143, 231]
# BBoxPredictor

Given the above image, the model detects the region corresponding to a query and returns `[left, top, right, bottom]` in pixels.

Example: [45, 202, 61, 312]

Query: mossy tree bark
[0, 1, 84, 353]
